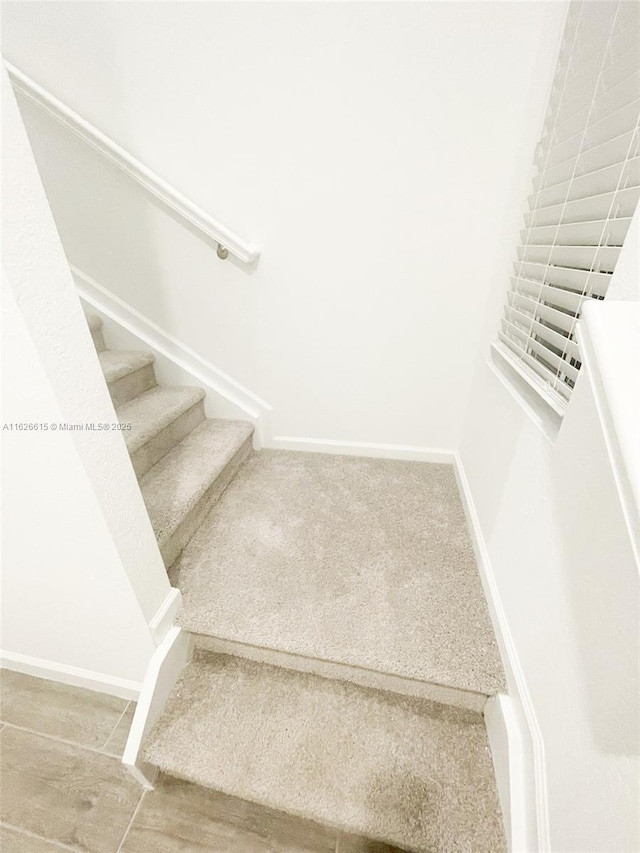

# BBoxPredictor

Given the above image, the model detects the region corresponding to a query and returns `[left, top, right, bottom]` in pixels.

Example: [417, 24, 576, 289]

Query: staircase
[86, 312, 254, 568]
[87, 310, 507, 852]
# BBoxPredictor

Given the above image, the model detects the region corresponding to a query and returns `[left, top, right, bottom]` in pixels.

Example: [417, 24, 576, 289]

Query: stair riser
[131, 401, 206, 479]
[162, 436, 254, 569]
[108, 364, 157, 406]
[91, 327, 106, 352]
[190, 633, 488, 713]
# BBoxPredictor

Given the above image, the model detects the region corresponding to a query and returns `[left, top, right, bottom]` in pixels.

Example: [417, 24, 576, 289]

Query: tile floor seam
[1, 721, 137, 760]
[115, 789, 146, 853]
[1, 821, 78, 851]
[100, 701, 131, 753]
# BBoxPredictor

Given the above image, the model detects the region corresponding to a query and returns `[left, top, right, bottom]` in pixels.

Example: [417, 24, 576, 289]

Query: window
[496, 1, 640, 415]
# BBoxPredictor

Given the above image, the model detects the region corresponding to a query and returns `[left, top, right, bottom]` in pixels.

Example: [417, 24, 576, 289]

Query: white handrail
[4, 61, 260, 265]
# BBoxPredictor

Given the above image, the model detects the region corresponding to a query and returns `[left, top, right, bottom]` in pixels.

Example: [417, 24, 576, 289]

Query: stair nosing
[118, 386, 206, 454]
[99, 350, 155, 385]
[141, 420, 254, 548]
[178, 628, 491, 712]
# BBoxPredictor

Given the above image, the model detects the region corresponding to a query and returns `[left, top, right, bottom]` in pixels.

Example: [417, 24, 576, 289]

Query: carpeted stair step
[85, 310, 106, 352]
[142, 650, 506, 853]
[140, 419, 254, 568]
[99, 349, 157, 405]
[170, 451, 506, 711]
[117, 385, 206, 478]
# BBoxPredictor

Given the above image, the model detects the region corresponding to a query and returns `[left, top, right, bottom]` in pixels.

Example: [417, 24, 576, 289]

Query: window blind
[497, 1, 640, 412]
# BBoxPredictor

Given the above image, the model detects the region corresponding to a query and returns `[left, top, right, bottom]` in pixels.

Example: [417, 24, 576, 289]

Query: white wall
[1, 1, 566, 451]
[459, 190, 640, 851]
[1, 68, 172, 696]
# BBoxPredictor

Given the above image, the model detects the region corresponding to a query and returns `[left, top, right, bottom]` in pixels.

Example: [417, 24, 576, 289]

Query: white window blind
[497, 1, 640, 413]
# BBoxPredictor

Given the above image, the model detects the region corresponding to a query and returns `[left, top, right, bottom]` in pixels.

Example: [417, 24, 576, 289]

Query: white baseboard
[123, 626, 193, 788]
[72, 265, 273, 447]
[148, 587, 183, 645]
[269, 435, 456, 463]
[485, 694, 534, 853]
[0, 650, 141, 700]
[454, 453, 548, 853]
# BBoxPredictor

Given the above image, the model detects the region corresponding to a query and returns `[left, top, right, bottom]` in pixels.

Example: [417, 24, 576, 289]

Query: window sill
[489, 341, 565, 443]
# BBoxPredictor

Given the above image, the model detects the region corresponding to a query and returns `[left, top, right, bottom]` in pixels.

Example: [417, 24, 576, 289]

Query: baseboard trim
[269, 435, 456, 464]
[148, 587, 183, 645]
[0, 650, 142, 701]
[123, 626, 193, 788]
[72, 265, 273, 447]
[454, 453, 549, 853]
[485, 694, 534, 853]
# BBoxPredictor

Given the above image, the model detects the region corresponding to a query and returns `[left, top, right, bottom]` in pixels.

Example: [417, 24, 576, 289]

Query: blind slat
[536, 98, 640, 173]
[600, 42, 640, 92]
[513, 263, 611, 297]
[522, 216, 632, 247]
[504, 306, 581, 361]
[553, 47, 639, 126]
[510, 277, 593, 312]
[499, 325, 580, 384]
[525, 185, 640, 228]
[517, 243, 621, 272]
[507, 291, 578, 333]
[529, 151, 639, 209]
[540, 69, 640, 154]
[495, 2, 639, 410]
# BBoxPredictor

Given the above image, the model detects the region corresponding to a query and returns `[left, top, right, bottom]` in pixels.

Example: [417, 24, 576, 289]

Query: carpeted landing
[170, 451, 506, 701]
[143, 650, 506, 853]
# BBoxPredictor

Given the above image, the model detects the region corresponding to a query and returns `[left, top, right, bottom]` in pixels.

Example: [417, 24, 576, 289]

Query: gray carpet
[171, 451, 506, 697]
[140, 419, 254, 549]
[143, 651, 506, 853]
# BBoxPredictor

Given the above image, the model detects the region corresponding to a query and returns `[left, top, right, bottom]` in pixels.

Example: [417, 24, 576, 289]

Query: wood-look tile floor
[0, 671, 405, 853]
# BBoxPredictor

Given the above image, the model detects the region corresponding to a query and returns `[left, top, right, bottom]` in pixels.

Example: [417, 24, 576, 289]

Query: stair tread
[140, 419, 254, 548]
[99, 349, 155, 384]
[143, 651, 505, 852]
[171, 451, 506, 697]
[117, 386, 205, 454]
[84, 310, 103, 331]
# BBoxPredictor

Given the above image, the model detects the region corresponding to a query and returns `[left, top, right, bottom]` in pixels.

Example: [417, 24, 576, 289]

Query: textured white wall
[2, 1, 566, 450]
[460, 173, 640, 852]
[1, 68, 170, 694]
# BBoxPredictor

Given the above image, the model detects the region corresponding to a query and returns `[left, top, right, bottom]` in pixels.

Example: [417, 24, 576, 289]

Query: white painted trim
[576, 305, 640, 569]
[489, 345, 562, 444]
[72, 265, 272, 447]
[123, 627, 193, 788]
[5, 61, 259, 265]
[0, 650, 141, 701]
[454, 453, 548, 853]
[148, 587, 183, 645]
[491, 341, 567, 419]
[269, 435, 456, 464]
[485, 694, 532, 853]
